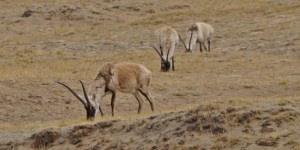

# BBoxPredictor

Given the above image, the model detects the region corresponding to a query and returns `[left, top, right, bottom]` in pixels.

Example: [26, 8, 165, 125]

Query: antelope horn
[56, 81, 87, 107]
[166, 46, 171, 61]
[151, 45, 164, 60]
[178, 34, 188, 51]
[79, 80, 91, 107]
[188, 30, 193, 50]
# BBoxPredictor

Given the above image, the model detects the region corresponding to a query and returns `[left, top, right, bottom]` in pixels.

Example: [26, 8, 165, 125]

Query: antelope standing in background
[179, 22, 214, 52]
[57, 62, 155, 120]
[152, 26, 179, 72]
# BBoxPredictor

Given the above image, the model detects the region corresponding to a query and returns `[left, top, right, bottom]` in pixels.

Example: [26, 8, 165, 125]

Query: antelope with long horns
[57, 62, 155, 120]
[179, 22, 214, 52]
[152, 26, 179, 72]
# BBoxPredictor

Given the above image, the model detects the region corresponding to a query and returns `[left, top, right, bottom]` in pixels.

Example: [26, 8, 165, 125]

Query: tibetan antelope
[152, 26, 179, 72]
[179, 22, 214, 52]
[57, 62, 155, 120]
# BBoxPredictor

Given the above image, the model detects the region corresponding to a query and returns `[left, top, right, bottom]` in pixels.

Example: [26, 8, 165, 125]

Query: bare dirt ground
[0, 0, 299, 149]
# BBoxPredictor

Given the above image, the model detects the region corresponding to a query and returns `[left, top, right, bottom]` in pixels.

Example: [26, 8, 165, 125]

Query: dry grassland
[0, 0, 299, 149]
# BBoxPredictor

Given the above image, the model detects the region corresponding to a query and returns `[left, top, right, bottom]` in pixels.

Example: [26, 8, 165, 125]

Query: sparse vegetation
[0, 0, 299, 149]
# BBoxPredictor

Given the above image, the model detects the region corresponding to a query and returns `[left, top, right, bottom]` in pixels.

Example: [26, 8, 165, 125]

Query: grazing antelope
[152, 26, 179, 72]
[179, 22, 214, 52]
[57, 62, 155, 120]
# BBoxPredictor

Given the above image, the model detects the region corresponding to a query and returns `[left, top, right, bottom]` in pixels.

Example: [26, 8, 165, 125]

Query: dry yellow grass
[0, 0, 299, 148]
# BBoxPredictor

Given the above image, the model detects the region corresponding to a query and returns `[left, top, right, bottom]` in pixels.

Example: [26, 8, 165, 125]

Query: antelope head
[151, 45, 171, 72]
[56, 80, 96, 120]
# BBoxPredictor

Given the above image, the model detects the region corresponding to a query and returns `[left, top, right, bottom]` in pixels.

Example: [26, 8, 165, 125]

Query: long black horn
[188, 30, 193, 50]
[151, 45, 164, 60]
[166, 46, 171, 61]
[79, 80, 91, 106]
[178, 34, 188, 51]
[56, 81, 87, 107]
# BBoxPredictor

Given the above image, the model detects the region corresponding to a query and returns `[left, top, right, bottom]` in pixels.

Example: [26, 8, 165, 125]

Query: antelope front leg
[199, 42, 203, 52]
[208, 39, 211, 52]
[172, 57, 175, 71]
[203, 42, 208, 52]
[138, 90, 155, 112]
[99, 106, 104, 117]
[111, 92, 116, 116]
[133, 92, 144, 114]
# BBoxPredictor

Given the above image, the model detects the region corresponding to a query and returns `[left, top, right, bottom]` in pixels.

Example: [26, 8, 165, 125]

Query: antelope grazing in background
[152, 26, 179, 72]
[179, 22, 214, 52]
[57, 62, 155, 120]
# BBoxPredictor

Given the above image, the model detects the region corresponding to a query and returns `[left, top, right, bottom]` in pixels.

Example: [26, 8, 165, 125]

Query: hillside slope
[2, 98, 299, 149]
